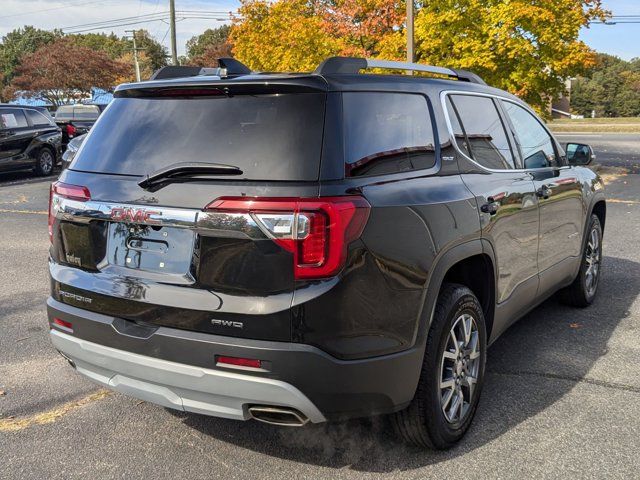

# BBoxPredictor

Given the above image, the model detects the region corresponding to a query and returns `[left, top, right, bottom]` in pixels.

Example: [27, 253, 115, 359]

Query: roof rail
[149, 58, 252, 81]
[314, 57, 486, 85]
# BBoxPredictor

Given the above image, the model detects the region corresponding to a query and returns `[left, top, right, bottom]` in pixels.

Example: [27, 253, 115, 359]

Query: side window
[25, 109, 52, 126]
[448, 95, 515, 170]
[501, 101, 557, 169]
[445, 96, 471, 158]
[0, 108, 29, 129]
[343, 92, 436, 177]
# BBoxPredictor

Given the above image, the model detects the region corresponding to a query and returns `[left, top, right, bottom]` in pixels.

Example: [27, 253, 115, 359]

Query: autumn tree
[231, 0, 341, 71]
[5, 37, 129, 106]
[0, 26, 62, 97]
[231, 0, 608, 110]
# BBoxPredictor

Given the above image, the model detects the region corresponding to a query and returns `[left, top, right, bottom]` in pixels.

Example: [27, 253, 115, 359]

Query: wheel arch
[416, 240, 496, 345]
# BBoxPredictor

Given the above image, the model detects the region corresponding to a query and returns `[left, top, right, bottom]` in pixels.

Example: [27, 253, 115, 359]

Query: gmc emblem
[110, 207, 161, 224]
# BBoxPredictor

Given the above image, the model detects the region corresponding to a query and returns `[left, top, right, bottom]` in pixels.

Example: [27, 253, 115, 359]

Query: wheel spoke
[463, 375, 477, 400]
[440, 378, 455, 390]
[450, 329, 460, 355]
[443, 350, 457, 361]
[461, 315, 471, 345]
[441, 387, 454, 410]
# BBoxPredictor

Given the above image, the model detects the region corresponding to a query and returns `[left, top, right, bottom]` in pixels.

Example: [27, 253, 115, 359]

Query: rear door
[0, 108, 33, 170]
[50, 86, 328, 342]
[499, 100, 584, 296]
[445, 93, 540, 337]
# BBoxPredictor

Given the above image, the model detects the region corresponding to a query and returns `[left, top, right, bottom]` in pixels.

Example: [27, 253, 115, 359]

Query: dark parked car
[47, 57, 605, 449]
[0, 104, 61, 176]
[54, 104, 104, 148]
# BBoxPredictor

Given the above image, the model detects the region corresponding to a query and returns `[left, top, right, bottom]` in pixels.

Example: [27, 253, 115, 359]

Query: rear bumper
[47, 298, 424, 421]
[50, 329, 325, 423]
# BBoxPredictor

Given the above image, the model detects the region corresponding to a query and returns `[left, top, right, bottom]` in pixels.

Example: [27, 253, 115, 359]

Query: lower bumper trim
[49, 328, 326, 423]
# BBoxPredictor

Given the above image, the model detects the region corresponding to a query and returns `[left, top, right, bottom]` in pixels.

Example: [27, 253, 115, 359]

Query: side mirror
[566, 143, 595, 166]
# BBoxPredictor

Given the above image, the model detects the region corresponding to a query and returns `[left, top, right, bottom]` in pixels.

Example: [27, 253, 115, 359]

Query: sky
[0, 0, 638, 60]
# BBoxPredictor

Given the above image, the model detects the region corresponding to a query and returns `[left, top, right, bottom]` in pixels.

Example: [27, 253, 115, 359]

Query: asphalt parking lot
[1, 133, 639, 479]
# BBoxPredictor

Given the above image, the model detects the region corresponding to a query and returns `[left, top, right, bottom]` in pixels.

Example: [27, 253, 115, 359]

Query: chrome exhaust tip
[248, 406, 309, 427]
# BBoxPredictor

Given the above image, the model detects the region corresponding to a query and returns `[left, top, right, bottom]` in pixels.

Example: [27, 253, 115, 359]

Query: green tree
[0, 26, 61, 87]
[70, 32, 129, 59]
[571, 53, 640, 117]
[187, 25, 231, 58]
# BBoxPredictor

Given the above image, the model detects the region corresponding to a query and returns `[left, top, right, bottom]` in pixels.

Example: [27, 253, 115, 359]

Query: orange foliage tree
[5, 37, 129, 106]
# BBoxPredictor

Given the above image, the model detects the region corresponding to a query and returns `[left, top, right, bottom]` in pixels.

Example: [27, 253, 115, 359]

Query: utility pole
[125, 30, 143, 82]
[406, 0, 414, 64]
[169, 0, 178, 65]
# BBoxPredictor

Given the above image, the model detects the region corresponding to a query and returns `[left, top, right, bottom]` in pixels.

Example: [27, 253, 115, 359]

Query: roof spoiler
[314, 57, 486, 85]
[149, 58, 252, 81]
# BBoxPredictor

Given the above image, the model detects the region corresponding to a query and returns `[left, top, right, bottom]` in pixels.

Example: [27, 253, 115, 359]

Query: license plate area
[104, 223, 196, 279]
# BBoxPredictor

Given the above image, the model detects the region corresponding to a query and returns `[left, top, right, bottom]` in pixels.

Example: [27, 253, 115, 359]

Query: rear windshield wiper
[138, 162, 243, 191]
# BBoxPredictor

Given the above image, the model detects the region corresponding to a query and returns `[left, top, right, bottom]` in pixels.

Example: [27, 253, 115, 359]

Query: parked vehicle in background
[47, 57, 605, 450]
[61, 133, 87, 170]
[54, 104, 104, 149]
[0, 104, 62, 176]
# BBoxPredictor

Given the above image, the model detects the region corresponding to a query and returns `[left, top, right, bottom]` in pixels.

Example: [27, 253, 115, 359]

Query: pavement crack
[489, 370, 640, 394]
[0, 208, 48, 215]
[0, 389, 112, 433]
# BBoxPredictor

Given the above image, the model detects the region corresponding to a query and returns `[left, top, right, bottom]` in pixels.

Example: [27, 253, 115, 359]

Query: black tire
[562, 214, 603, 308]
[34, 147, 55, 176]
[393, 283, 487, 449]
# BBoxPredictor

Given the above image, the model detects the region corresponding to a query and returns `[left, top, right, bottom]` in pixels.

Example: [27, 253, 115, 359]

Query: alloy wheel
[439, 313, 481, 424]
[40, 150, 54, 174]
[585, 226, 601, 297]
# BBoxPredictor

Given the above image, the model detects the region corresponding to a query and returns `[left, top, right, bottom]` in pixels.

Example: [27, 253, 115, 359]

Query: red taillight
[205, 196, 370, 279]
[216, 356, 262, 369]
[66, 124, 77, 138]
[49, 181, 91, 242]
[52, 317, 73, 333]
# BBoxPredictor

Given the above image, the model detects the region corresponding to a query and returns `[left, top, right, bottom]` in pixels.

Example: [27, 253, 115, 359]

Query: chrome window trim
[440, 90, 571, 174]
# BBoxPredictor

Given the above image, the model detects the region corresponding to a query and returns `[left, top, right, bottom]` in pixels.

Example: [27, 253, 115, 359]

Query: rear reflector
[216, 356, 262, 369]
[66, 124, 77, 138]
[52, 317, 73, 333]
[49, 181, 91, 242]
[205, 196, 370, 279]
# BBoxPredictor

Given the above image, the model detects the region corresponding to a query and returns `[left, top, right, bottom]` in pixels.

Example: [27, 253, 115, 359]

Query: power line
[0, 0, 124, 20]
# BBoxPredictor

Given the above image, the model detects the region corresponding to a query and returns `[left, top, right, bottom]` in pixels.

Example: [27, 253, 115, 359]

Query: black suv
[47, 57, 605, 449]
[0, 105, 61, 176]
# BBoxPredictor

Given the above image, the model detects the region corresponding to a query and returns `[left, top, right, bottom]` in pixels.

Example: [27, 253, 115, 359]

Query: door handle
[480, 197, 500, 215]
[536, 185, 551, 199]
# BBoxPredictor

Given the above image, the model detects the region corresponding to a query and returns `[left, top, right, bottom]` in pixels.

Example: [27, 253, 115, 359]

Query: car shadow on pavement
[171, 255, 638, 473]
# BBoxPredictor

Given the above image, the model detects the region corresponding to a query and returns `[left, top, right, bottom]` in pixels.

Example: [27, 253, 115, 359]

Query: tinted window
[0, 108, 28, 128]
[73, 105, 100, 120]
[449, 95, 515, 170]
[343, 92, 435, 177]
[445, 96, 471, 158]
[72, 94, 326, 181]
[25, 109, 52, 126]
[55, 105, 74, 121]
[501, 101, 557, 169]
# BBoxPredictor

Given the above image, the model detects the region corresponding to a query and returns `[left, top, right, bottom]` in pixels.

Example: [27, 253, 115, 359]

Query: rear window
[73, 105, 101, 120]
[343, 92, 436, 177]
[72, 94, 326, 181]
[54, 105, 74, 121]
